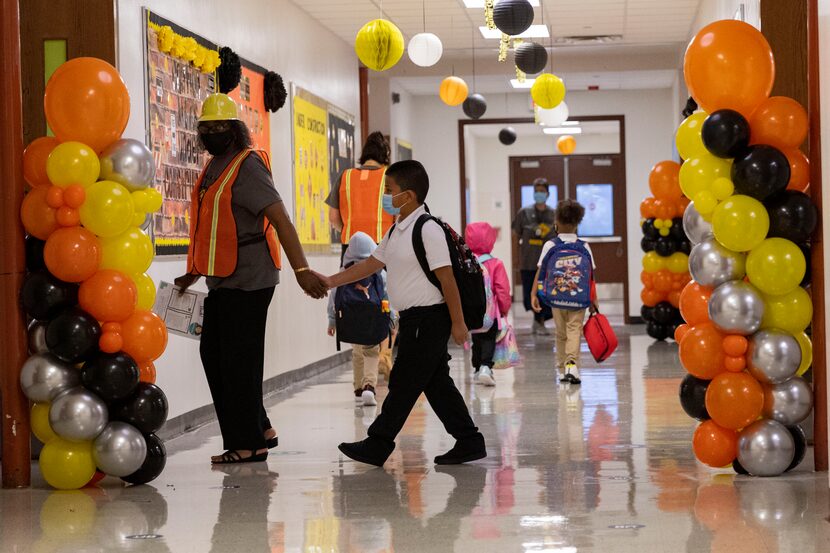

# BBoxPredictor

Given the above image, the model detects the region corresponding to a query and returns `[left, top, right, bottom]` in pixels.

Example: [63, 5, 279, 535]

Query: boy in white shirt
[320, 160, 486, 467]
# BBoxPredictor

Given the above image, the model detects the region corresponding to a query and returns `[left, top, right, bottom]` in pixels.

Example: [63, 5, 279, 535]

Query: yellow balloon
[46, 141, 100, 188]
[747, 238, 806, 296]
[762, 287, 813, 334]
[694, 190, 718, 215]
[354, 19, 404, 71]
[676, 112, 708, 160]
[667, 252, 689, 274]
[679, 154, 732, 200]
[145, 188, 163, 212]
[711, 195, 770, 252]
[794, 331, 813, 377]
[712, 177, 735, 200]
[643, 251, 666, 273]
[39, 439, 96, 490]
[79, 180, 134, 238]
[31, 403, 57, 444]
[100, 227, 154, 275]
[131, 212, 146, 227]
[39, 490, 96, 539]
[133, 272, 157, 310]
[531, 73, 566, 110]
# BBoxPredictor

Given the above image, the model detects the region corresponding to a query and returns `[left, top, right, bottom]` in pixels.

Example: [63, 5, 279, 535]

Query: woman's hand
[327, 326, 336, 337]
[174, 273, 199, 294]
[531, 295, 542, 313]
[296, 270, 328, 299]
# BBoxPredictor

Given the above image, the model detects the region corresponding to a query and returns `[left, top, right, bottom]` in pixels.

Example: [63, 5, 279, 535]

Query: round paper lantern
[531, 73, 566, 110]
[499, 127, 517, 145]
[537, 102, 569, 127]
[493, 0, 535, 36]
[355, 19, 404, 72]
[408, 33, 443, 67]
[439, 76, 468, 106]
[462, 94, 488, 120]
[515, 42, 548, 74]
[557, 135, 576, 155]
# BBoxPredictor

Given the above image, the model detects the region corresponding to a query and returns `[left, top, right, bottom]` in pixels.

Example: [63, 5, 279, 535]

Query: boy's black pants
[200, 286, 274, 451]
[368, 304, 482, 448]
[471, 324, 498, 370]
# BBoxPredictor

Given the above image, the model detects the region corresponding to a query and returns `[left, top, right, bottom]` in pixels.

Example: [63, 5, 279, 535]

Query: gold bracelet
[294, 267, 310, 274]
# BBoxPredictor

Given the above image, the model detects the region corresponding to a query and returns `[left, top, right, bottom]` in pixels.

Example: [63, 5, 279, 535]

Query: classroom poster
[327, 109, 355, 246]
[292, 88, 330, 248]
[227, 62, 271, 152]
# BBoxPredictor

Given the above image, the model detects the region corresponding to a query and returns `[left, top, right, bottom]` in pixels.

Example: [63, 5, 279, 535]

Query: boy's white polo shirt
[372, 205, 451, 311]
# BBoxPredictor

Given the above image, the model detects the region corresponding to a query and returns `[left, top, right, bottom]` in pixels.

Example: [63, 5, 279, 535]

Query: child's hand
[531, 295, 542, 313]
[327, 326, 336, 337]
[590, 302, 599, 314]
[451, 321, 469, 346]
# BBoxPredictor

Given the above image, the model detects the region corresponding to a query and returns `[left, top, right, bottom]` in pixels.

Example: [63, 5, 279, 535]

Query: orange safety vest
[187, 149, 282, 277]
[339, 167, 393, 244]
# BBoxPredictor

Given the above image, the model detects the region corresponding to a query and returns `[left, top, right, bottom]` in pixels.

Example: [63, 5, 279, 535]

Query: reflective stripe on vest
[207, 152, 249, 275]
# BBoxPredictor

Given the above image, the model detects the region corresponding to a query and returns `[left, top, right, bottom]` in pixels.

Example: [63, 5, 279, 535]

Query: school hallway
[1, 312, 827, 553]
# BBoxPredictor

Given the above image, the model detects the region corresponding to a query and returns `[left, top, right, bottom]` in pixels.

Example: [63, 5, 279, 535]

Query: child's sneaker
[564, 362, 581, 385]
[478, 366, 496, 387]
[354, 389, 364, 403]
[361, 385, 377, 406]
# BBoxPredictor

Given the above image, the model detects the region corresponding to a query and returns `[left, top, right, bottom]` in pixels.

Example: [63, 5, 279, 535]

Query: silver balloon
[763, 376, 813, 425]
[93, 422, 147, 477]
[689, 238, 746, 288]
[708, 281, 764, 335]
[99, 138, 154, 191]
[738, 419, 795, 477]
[683, 201, 714, 245]
[19, 353, 80, 402]
[140, 212, 153, 231]
[49, 388, 108, 442]
[747, 330, 801, 384]
[27, 320, 49, 354]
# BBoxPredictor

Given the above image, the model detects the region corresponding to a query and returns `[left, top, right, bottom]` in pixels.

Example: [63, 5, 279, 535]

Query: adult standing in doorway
[327, 132, 394, 257]
[175, 93, 327, 465]
[513, 177, 556, 335]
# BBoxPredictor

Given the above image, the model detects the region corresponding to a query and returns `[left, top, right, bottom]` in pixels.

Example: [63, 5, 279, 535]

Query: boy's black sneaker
[434, 434, 487, 465]
[338, 438, 394, 467]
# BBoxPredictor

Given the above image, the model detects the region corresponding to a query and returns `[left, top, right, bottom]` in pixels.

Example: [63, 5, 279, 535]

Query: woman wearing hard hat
[175, 93, 327, 464]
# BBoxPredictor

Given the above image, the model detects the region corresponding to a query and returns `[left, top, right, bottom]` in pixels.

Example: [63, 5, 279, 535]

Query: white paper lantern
[408, 33, 443, 67]
[537, 102, 569, 127]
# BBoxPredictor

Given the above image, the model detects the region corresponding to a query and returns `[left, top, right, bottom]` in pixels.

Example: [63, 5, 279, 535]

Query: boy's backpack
[537, 238, 593, 311]
[334, 265, 390, 349]
[470, 254, 497, 333]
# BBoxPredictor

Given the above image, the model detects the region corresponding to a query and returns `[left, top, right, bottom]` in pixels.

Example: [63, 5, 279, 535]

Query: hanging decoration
[515, 42, 548, 74]
[264, 71, 287, 112]
[499, 127, 517, 145]
[148, 22, 220, 74]
[463, 94, 488, 120]
[355, 19, 405, 72]
[676, 20, 814, 477]
[556, 135, 576, 155]
[499, 34, 511, 62]
[485, 0, 497, 30]
[536, 101, 568, 127]
[516, 66, 527, 83]
[531, 73, 566, 110]
[439, 76, 469, 106]
[493, 0, 535, 36]
[408, 33, 443, 67]
[217, 47, 242, 93]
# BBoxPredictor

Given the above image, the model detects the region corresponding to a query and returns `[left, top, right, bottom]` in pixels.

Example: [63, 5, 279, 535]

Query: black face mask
[200, 131, 233, 156]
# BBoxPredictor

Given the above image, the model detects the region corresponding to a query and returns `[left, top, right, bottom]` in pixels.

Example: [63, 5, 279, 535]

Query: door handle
[616, 245, 624, 257]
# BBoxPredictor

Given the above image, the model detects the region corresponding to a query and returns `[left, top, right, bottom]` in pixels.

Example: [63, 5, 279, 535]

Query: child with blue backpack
[531, 200, 599, 385]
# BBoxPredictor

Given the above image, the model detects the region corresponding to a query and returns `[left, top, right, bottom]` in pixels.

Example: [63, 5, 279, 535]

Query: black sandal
[211, 450, 268, 465]
[266, 437, 279, 449]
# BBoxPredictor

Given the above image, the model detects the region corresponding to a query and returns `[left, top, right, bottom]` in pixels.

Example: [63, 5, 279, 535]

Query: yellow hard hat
[198, 93, 239, 122]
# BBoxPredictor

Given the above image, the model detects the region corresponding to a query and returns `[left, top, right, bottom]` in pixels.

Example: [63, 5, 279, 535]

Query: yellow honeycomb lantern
[355, 19, 405, 72]
[439, 76, 469, 106]
[531, 73, 566, 110]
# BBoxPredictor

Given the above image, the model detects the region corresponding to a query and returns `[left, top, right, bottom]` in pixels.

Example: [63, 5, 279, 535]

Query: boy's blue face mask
[534, 191, 549, 205]
[383, 192, 410, 216]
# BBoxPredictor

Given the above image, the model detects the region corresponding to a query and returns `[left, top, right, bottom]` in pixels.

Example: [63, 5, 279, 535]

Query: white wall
[117, 0, 359, 419]
[818, 0, 830, 486]
[390, 86, 415, 160]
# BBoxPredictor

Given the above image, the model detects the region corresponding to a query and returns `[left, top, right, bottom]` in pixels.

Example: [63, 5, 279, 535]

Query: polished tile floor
[2, 312, 829, 552]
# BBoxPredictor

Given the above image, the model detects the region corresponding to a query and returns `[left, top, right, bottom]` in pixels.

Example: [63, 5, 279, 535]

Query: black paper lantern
[493, 0, 535, 36]
[462, 93, 488, 120]
[264, 71, 287, 112]
[217, 47, 242, 94]
[514, 42, 548, 74]
[499, 127, 517, 145]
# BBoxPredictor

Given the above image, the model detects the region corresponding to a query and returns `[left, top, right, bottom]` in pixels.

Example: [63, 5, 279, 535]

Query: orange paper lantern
[439, 76, 468, 106]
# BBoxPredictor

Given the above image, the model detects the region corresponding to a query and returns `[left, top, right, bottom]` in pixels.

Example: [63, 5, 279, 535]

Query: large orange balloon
[749, 96, 808, 150]
[20, 187, 58, 240]
[23, 137, 61, 187]
[679, 281, 712, 325]
[43, 227, 101, 282]
[693, 420, 738, 468]
[679, 323, 725, 379]
[784, 147, 810, 192]
[705, 372, 764, 430]
[44, 58, 130, 153]
[79, 270, 137, 323]
[121, 310, 168, 363]
[649, 161, 682, 200]
[684, 20, 774, 118]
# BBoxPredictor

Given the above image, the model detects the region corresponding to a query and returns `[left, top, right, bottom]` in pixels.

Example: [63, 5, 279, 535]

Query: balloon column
[19, 57, 169, 489]
[677, 21, 815, 477]
[640, 161, 692, 340]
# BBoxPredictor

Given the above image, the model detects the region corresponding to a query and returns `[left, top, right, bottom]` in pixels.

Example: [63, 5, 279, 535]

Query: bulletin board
[328, 108, 355, 246]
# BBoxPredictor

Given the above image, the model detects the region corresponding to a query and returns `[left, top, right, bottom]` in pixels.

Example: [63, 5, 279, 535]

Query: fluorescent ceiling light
[479, 25, 549, 39]
[543, 127, 583, 135]
[510, 78, 535, 89]
[562, 121, 580, 126]
[464, 0, 540, 7]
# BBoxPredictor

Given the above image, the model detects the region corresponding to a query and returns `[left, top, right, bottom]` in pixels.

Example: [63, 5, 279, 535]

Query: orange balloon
[23, 137, 60, 187]
[640, 197, 657, 219]
[640, 271, 655, 288]
[724, 355, 746, 373]
[43, 226, 101, 282]
[679, 196, 691, 213]
[722, 335, 748, 357]
[653, 270, 673, 293]
[121, 310, 168, 363]
[679, 281, 712, 325]
[684, 20, 774, 118]
[641, 288, 665, 307]
[46, 186, 64, 209]
[693, 420, 738, 468]
[674, 323, 690, 342]
[102, 322, 122, 334]
[680, 323, 725, 379]
[64, 185, 87, 209]
[56, 206, 80, 227]
[99, 332, 123, 354]
[668, 290, 682, 308]
[138, 361, 157, 384]
[79, 269, 137, 322]
[20, 187, 58, 240]
[749, 96, 808, 150]
[649, 160, 682, 200]
[557, 135, 576, 155]
[784, 148, 810, 192]
[705, 372, 764, 430]
[44, 57, 130, 153]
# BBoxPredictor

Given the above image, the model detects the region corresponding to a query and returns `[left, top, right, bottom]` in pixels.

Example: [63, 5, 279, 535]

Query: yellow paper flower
[193, 46, 207, 68]
[158, 25, 175, 53]
[171, 35, 187, 58]
[181, 37, 198, 62]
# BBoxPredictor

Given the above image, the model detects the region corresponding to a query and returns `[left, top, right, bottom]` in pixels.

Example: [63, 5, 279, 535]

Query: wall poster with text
[327, 107, 355, 248]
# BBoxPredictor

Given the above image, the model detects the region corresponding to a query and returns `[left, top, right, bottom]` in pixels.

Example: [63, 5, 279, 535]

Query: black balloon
[122, 433, 166, 485]
[462, 93, 487, 120]
[640, 305, 655, 322]
[81, 352, 140, 404]
[114, 383, 169, 435]
[733, 458, 750, 475]
[642, 218, 659, 240]
[46, 308, 101, 363]
[670, 217, 686, 241]
[785, 425, 807, 473]
[20, 271, 79, 321]
[646, 321, 671, 341]
[514, 41, 548, 74]
[493, 0, 534, 36]
[679, 240, 692, 255]
[679, 374, 711, 421]
[498, 127, 517, 145]
[640, 237, 656, 253]
[652, 301, 676, 325]
[731, 145, 791, 200]
[25, 236, 46, 272]
[655, 236, 678, 257]
[764, 191, 818, 244]
[701, 109, 750, 158]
